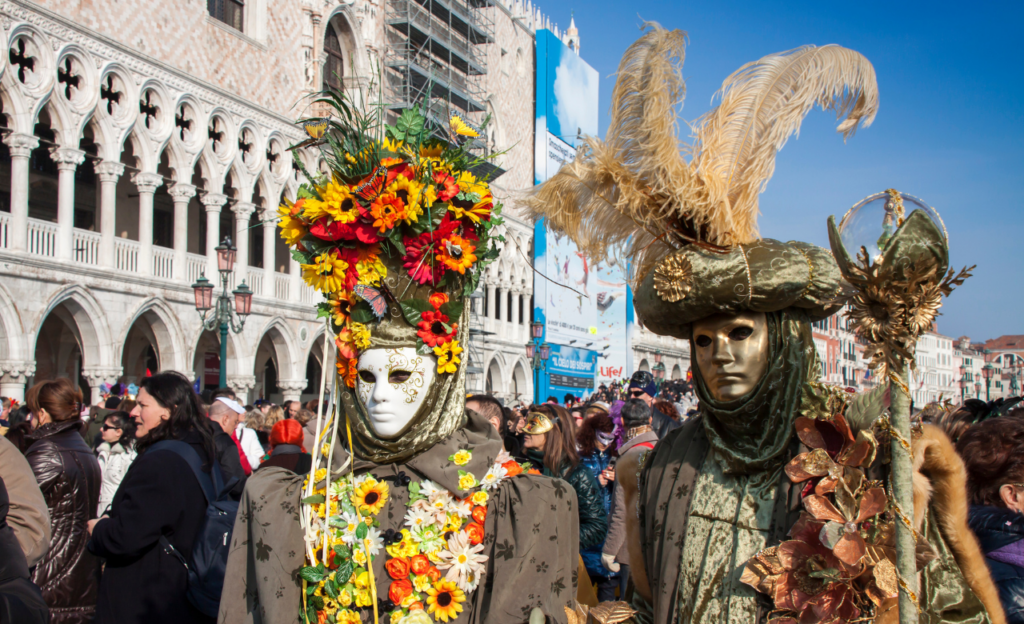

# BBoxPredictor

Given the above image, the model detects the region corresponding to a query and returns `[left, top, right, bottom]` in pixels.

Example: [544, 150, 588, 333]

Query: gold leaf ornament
[653, 254, 693, 303]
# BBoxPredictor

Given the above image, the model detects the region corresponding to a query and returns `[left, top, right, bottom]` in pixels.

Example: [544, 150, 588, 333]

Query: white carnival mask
[356, 347, 436, 438]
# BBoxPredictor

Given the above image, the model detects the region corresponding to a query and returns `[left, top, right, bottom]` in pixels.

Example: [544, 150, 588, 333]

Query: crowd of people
[4, 370, 1024, 623]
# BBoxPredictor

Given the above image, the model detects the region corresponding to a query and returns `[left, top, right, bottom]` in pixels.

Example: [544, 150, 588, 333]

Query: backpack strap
[633, 441, 656, 451]
[149, 440, 219, 503]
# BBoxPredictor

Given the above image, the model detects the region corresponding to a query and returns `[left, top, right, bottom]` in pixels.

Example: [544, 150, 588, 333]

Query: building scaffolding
[385, 0, 494, 125]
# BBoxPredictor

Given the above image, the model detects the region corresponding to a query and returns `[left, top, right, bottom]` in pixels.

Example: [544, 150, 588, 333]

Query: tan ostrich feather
[524, 23, 879, 287]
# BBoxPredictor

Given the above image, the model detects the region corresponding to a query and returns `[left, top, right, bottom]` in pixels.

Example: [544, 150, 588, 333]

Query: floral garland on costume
[278, 92, 503, 388]
[739, 399, 929, 623]
[300, 449, 528, 624]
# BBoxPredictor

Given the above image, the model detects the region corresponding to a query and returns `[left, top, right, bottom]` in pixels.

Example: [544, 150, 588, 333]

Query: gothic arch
[118, 297, 188, 374]
[323, 6, 370, 82]
[511, 359, 529, 402]
[33, 284, 115, 370]
[0, 281, 26, 361]
[256, 317, 300, 380]
[186, 320, 245, 381]
[485, 355, 506, 395]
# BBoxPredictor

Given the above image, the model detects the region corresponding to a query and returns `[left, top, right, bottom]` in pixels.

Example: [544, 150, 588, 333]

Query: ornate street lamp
[192, 236, 252, 390]
[983, 362, 994, 401]
[958, 364, 967, 402]
[525, 323, 550, 403]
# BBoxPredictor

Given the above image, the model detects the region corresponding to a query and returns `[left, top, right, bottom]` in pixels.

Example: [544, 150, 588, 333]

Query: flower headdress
[279, 91, 503, 385]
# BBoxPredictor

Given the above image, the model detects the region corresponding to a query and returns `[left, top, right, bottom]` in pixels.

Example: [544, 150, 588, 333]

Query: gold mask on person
[692, 311, 769, 402]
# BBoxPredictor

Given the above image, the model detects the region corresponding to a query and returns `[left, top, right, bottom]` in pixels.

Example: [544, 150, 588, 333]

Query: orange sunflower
[426, 579, 465, 622]
[370, 194, 407, 233]
[336, 356, 358, 388]
[435, 234, 477, 275]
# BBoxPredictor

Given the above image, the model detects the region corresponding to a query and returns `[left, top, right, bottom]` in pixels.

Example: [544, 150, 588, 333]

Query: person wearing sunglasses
[627, 371, 656, 406]
[94, 411, 137, 517]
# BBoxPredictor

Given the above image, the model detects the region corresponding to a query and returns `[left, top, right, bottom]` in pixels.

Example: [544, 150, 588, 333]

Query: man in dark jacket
[0, 476, 49, 624]
[627, 371, 680, 439]
[206, 400, 247, 499]
[969, 505, 1024, 623]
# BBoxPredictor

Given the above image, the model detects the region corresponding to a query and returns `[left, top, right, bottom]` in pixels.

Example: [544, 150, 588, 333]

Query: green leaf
[301, 494, 326, 505]
[299, 565, 327, 583]
[291, 249, 310, 264]
[306, 583, 318, 595]
[408, 481, 421, 495]
[336, 559, 354, 584]
[389, 235, 406, 256]
[350, 301, 376, 324]
[355, 522, 368, 540]
[400, 299, 433, 326]
[333, 544, 352, 559]
[316, 302, 333, 319]
[297, 183, 318, 200]
[416, 341, 434, 356]
[324, 578, 339, 600]
[440, 300, 464, 321]
[310, 595, 325, 611]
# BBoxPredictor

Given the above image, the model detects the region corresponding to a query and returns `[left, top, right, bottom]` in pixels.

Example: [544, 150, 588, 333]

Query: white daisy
[416, 526, 445, 552]
[361, 525, 384, 556]
[437, 532, 488, 591]
[429, 490, 451, 512]
[446, 498, 472, 519]
[404, 507, 434, 532]
[480, 464, 508, 490]
[420, 480, 444, 498]
[338, 512, 361, 545]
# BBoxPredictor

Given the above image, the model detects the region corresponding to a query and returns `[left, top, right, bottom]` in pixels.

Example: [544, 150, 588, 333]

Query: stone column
[81, 367, 123, 406]
[3, 133, 39, 252]
[50, 147, 86, 262]
[486, 284, 496, 319]
[228, 375, 257, 405]
[278, 379, 307, 403]
[262, 209, 276, 298]
[290, 254, 302, 300]
[498, 285, 509, 324]
[201, 193, 228, 279]
[168, 183, 196, 281]
[232, 201, 256, 289]
[94, 161, 124, 268]
[0, 360, 35, 402]
[131, 172, 164, 275]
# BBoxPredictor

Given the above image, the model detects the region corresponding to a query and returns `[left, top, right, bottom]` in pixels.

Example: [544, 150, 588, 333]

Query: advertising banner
[545, 344, 598, 400]
[533, 30, 632, 398]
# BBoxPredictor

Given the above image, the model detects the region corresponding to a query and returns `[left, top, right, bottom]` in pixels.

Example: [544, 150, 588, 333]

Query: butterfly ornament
[287, 116, 332, 151]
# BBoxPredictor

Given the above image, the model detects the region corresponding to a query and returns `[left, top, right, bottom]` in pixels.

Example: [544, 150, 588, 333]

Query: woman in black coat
[959, 416, 1024, 624]
[24, 378, 101, 624]
[87, 372, 221, 624]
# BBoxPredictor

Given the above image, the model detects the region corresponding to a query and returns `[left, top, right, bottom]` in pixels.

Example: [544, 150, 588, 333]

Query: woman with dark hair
[257, 419, 312, 474]
[577, 413, 621, 600]
[5, 405, 34, 453]
[960, 417, 1024, 624]
[94, 411, 137, 516]
[24, 377, 101, 624]
[86, 372, 220, 624]
[521, 404, 608, 551]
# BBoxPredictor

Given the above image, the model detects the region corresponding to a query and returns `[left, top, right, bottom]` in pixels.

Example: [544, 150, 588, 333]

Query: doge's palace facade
[0, 0, 573, 404]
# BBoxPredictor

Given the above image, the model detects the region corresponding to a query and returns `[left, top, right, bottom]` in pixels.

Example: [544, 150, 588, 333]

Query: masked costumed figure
[528, 23, 1004, 624]
[219, 102, 579, 624]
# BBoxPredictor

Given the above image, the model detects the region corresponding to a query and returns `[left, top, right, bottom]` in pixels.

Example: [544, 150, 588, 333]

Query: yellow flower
[338, 609, 362, 624]
[354, 570, 370, 589]
[382, 136, 406, 154]
[444, 513, 462, 533]
[390, 611, 404, 624]
[422, 184, 438, 208]
[323, 597, 339, 616]
[458, 473, 477, 490]
[456, 171, 487, 196]
[399, 539, 419, 558]
[355, 588, 373, 608]
[338, 589, 353, 607]
[277, 204, 307, 246]
[435, 234, 477, 275]
[387, 174, 425, 224]
[355, 256, 388, 287]
[413, 574, 432, 592]
[451, 450, 472, 466]
[427, 548, 444, 564]
[471, 491, 489, 506]
[420, 144, 444, 158]
[352, 547, 367, 566]
[345, 152, 358, 164]
[349, 322, 372, 351]
[433, 340, 464, 375]
[302, 180, 361, 224]
[426, 579, 466, 622]
[301, 252, 351, 294]
[449, 115, 479, 138]
[352, 479, 389, 516]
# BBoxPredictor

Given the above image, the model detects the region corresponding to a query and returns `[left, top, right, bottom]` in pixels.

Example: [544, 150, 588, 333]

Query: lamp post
[983, 362, 994, 402]
[975, 382, 982, 400]
[959, 364, 966, 403]
[525, 322, 550, 404]
[192, 237, 253, 390]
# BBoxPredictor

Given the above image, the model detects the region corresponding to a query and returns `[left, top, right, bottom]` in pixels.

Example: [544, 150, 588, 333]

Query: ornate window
[323, 23, 345, 91]
[208, 0, 244, 31]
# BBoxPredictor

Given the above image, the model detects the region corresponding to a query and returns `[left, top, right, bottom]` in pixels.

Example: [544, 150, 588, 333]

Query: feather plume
[525, 25, 879, 286]
[690, 45, 879, 246]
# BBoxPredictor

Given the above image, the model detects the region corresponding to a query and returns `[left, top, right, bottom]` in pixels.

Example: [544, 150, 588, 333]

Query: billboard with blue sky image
[532, 30, 632, 401]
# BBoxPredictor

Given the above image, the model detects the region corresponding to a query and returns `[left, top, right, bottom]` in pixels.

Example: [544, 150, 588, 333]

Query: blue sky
[536, 0, 1023, 341]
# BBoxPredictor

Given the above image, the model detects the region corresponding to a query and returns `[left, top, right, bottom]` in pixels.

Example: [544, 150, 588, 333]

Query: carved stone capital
[277, 379, 308, 392]
[81, 367, 123, 387]
[228, 375, 257, 394]
[131, 171, 164, 194]
[232, 201, 257, 220]
[49, 147, 86, 170]
[94, 160, 125, 183]
[201, 192, 229, 212]
[3, 133, 39, 158]
[168, 183, 197, 202]
[0, 360, 36, 383]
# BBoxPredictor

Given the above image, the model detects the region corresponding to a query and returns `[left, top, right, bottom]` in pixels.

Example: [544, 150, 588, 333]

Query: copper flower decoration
[785, 414, 877, 497]
[802, 468, 887, 567]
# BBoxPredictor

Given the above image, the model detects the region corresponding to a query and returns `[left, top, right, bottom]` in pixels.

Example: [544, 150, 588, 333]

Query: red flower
[501, 460, 523, 478]
[336, 357, 358, 388]
[428, 292, 449, 310]
[471, 506, 487, 525]
[386, 557, 411, 580]
[417, 309, 457, 347]
[408, 602, 424, 612]
[401, 215, 459, 286]
[433, 171, 459, 202]
[410, 554, 431, 576]
[465, 522, 484, 545]
[426, 566, 441, 582]
[307, 216, 382, 245]
[389, 579, 413, 605]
